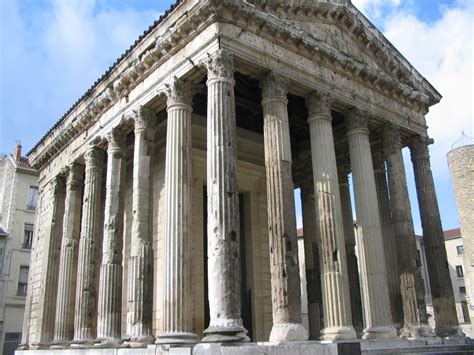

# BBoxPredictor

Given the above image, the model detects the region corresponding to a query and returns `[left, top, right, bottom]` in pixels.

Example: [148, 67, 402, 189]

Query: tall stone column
[372, 152, 403, 328]
[52, 163, 84, 347]
[338, 166, 364, 337]
[300, 181, 322, 340]
[410, 136, 463, 337]
[384, 125, 433, 338]
[345, 109, 396, 339]
[96, 128, 126, 346]
[156, 78, 197, 344]
[260, 72, 307, 342]
[305, 92, 355, 341]
[72, 147, 104, 346]
[202, 49, 248, 343]
[126, 106, 155, 346]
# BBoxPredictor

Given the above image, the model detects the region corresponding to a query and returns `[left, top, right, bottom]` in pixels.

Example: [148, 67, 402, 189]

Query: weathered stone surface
[72, 147, 104, 347]
[338, 167, 364, 337]
[262, 72, 307, 342]
[372, 151, 403, 330]
[96, 128, 126, 345]
[410, 136, 462, 337]
[52, 163, 84, 347]
[202, 50, 248, 343]
[156, 77, 197, 345]
[126, 106, 155, 346]
[345, 109, 396, 340]
[305, 92, 355, 341]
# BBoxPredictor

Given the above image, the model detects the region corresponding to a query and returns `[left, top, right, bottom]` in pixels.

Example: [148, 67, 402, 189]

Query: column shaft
[345, 109, 396, 339]
[72, 148, 104, 345]
[300, 182, 322, 340]
[384, 126, 433, 338]
[157, 78, 197, 344]
[126, 106, 155, 345]
[53, 163, 84, 346]
[410, 136, 462, 337]
[306, 93, 355, 341]
[373, 153, 403, 328]
[202, 50, 248, 342]
[97, 128, 125, 345]
[261, 73, 307, 342]
[338, 168, 364, 336]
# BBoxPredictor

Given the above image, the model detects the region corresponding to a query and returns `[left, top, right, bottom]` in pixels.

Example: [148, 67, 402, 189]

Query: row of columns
[33, 48, 461, 349]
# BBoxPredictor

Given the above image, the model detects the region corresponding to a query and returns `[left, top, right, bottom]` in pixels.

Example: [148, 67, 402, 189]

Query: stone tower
[447, 133, 474, 322]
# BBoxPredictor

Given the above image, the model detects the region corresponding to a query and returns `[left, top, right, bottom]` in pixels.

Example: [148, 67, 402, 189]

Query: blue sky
[1, 0, 472, 234]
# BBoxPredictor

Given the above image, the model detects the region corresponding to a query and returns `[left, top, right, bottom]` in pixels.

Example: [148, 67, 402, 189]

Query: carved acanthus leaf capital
[306, 91, 334, 118]
[345, 108, 369, 132]
[260, 72, 289, 102]
[66, 162, 84, 188]
[107, 127, 126, 153]
[165, 77, 198, 107]
[371, 150, 385, 171]
[205, 49, 234, 81]
[131, 106, 155, 132]
[52, 175, 66, 196]
[84, 147, 104, 168]
[383, 123, 402, 156]
[409, 135, 434, 160]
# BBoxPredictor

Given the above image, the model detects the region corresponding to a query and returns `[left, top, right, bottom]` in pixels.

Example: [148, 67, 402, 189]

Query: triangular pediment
[245, 0, 441, 105]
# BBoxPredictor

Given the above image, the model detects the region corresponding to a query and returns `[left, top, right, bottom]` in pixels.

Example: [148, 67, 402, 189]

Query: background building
[447, 134, 474, 324]
[0, 144, 38, 355]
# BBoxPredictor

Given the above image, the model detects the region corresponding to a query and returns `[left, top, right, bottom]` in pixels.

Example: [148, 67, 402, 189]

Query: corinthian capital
[66, 162, 84, 189]
[52, 175, 66, 196]
[84, 147, 104, 169]
[131, 106, 155, 132]
[165, 77, 196, 107]
[306, 91, 334, 121]
[260, 72, 288, 102]
[345, 108, 369, 132]
[107, 126, 125, 153]
[383, 123, 401, 156]
[409, 135, 434, 160]
[206, 49, 234, 81]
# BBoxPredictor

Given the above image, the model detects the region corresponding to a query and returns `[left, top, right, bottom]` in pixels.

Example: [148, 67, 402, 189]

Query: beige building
[0, 144, 39, 355]
[17, 1, 469, 354]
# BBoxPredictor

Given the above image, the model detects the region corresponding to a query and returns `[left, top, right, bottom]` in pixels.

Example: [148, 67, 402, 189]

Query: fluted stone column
[52, 163, 84, 347]
[410, 136, 463, 337]
[372, 152, 403, 329]
[202, 50, 248, 343]
[96, 128, 126, 346]
[338, 166, 364, 337]
[384, 125, 433, 338]
[261, 73, 307, 342]
[345, 109, 396, 339]
[300, 181, 322, 340]
[156, 78, 198, 345]
[72, 147, 104, 347]
[305, 92, 355, 341]
[126, 106, 155, 346]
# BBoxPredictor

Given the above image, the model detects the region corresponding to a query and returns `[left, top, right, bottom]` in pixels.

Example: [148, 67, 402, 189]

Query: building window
[22, 224, 34, 249]
[456, 265, 464, 278]
[459, 286, 466, 295]
[26, 186, 39, 210]
[457, 245, 464, 255]
[17, 266, 29, 297]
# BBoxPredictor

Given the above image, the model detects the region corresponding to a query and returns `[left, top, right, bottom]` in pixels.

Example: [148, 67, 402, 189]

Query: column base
[400, 324, 435, 339]
[94, 338, 124, 348]
[269, 323, 308, 342]
[321, 326, 357, 341]
[155, 332, 198, 345]
[202, 319, 249, 343]
[123, 334, 155, 348]
[70, 339, 96, 348]
[435, 325, 465, 338]
[362, 325, 397, 339]
[49, 341, 70, 349]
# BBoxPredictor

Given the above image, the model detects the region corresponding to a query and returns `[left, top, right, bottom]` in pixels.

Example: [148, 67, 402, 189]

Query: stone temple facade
[18, 0, 470, 354]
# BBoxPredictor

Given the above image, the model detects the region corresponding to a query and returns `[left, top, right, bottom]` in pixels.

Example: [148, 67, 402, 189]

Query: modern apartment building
[0, 144, 38, 355]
